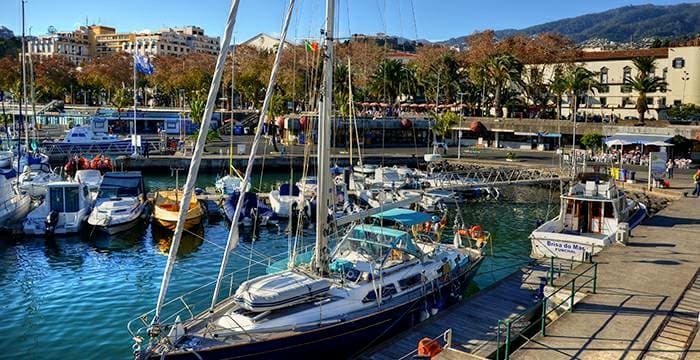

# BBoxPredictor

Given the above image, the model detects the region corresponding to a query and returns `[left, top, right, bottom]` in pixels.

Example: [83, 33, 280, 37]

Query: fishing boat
[530, 172, 647, 260]
[88, 172, 149, 235]
[152, 190, 204, 230]
[0, 175, 32, 229]
[131, 3, 486, 358]
[23, 181, 94, 235]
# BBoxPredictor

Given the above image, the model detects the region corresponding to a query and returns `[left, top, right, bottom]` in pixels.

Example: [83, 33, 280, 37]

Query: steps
[642, 270, 700, 360]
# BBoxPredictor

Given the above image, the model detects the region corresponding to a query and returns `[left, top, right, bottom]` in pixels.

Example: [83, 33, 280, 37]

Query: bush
[580, 132, 604, 150]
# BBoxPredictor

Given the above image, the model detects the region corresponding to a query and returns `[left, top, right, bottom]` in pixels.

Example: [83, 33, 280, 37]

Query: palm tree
[484, 54, 523, 117]
[188, 91, 206, 124]
[548, 72, 567, 120]
[369, 59, 417, 106]
[562, 67, 600, 122]
[629, 56, 667, 125]
[111, 87, 132, 122]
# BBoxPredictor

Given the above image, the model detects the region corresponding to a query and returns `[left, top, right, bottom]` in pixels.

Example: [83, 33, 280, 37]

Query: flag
[134, 55, 154, 75]
[304, 40, 319, 53]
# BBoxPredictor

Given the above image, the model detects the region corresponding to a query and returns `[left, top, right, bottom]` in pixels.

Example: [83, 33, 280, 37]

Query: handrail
[495, 257, 598, 360]
[397, 328, 453, 360]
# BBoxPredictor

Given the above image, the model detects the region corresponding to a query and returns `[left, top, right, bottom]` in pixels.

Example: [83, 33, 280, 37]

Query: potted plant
[506, 151, 518, 162]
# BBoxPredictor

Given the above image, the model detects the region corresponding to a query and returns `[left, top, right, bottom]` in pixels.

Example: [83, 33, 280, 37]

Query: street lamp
[681, 71, 690, 106]
[457, 91, 467, 159]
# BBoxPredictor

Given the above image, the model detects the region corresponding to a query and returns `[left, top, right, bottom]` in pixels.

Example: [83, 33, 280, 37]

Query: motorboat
[268, 183, 303, 218]
[0, 151, 17, 179]
[152, 190, 204, 230]
[88, 172, 149, 235]
[23, 181, 94, 235]
[399, 188, 457, 212]
[0, 176, 32, 229]
[75, 169, 103, 193]
[18, 163, 62, 198]
[222, 191, 276, 227]
[530, 173, 647, 260]
[215, 174, 251, 195]
[41, 125, 131, 153]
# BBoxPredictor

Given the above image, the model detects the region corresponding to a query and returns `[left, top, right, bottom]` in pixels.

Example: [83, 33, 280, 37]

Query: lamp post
[681, 71, 690, 106]
[457, 91, 467, 159]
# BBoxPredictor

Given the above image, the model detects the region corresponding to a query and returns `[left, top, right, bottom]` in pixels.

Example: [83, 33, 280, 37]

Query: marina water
[0, 173, 558, 359]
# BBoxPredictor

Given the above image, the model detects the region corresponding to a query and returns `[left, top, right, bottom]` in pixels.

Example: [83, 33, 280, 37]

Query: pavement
[511, 185, 700, 360]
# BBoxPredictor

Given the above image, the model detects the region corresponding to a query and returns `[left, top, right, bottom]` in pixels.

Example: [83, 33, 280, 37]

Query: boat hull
[143, 257, 483, 360]
[155, 216, 202, 231]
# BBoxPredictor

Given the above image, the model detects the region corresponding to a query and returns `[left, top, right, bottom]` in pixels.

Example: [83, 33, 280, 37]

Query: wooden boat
[152, 190, 203, 230]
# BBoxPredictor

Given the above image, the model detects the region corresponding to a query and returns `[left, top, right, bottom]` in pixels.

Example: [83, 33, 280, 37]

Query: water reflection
[151, 222, 205, 256]
[87, 222, 149, 253]
[43, 237, 86, 271]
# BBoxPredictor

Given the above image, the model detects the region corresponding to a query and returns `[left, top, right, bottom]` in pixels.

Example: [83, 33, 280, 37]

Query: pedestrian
[666, 159, 674, 179]
[693, 169, 700, 197]
[143, 141, 150, 158]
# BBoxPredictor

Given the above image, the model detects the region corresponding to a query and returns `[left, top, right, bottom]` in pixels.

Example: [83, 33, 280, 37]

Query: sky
[0, 0, 693, 43]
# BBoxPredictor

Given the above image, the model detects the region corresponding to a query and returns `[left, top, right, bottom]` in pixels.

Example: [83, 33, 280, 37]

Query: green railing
[494, 258, 598, 360]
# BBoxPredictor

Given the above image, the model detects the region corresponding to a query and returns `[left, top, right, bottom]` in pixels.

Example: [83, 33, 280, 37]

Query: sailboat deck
[359, 263, 549, 359]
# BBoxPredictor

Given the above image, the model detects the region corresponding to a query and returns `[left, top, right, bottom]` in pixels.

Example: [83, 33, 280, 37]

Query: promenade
[511, 187, 700, 359]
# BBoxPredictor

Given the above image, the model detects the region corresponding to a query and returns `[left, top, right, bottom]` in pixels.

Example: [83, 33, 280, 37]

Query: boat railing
[494, 258, 598, 360]
[127, 244, 305, 342]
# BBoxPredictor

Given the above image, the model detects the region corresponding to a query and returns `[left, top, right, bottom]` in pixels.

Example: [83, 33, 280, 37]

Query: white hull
[23, 209, 91, 235]
[268, 191, 302, 218]
[0, 194, 33, 229]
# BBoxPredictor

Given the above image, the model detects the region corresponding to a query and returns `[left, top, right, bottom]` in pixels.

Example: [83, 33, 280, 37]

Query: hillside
[442, 2, 700, 46]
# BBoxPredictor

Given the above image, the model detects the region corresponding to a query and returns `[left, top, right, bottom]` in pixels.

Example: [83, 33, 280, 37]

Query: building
[535, 46, 700, 120]
[122, 26, 220, 57]
[28, 25, 219, 63]
[28, 28, 91, 64]
[386, 51, 416, 64]
[240, 33, 293, 52]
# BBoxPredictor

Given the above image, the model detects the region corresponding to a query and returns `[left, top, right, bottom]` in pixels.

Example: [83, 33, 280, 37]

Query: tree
[548, 70, 568, 120]
[562, 66, 600, 121]
[580, 132, 604, 152]
[484, 54, 523, 117]
[431, 111, 460, 140]
[188, 91, 206, 124]
[33, 55, 77, 102]
[628, 56, 667, 125]
[110, 88, 132, 122]
[521, 66, 552, 118]
[0, 55, 21, 100]
[369, 59, 417, 105]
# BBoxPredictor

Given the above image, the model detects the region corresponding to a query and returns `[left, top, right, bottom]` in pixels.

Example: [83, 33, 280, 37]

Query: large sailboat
[130, 2, 485, 358]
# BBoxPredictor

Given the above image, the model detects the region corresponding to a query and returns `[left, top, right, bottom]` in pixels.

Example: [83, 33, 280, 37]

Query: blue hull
[144, 256, 483, 360]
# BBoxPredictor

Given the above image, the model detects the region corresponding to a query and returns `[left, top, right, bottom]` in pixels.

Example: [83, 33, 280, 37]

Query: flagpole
[133, 53, 137, 143]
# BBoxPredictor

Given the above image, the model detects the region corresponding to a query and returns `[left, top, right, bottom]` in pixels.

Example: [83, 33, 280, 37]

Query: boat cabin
[48, 182, 91, 214]
[560, 173, 623, 236]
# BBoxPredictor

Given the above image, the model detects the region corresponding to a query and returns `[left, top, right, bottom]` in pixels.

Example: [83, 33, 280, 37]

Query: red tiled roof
[571, 48, 668, 62]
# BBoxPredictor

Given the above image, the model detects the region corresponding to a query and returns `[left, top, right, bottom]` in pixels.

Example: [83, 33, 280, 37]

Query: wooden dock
[359, 263, 550, 360]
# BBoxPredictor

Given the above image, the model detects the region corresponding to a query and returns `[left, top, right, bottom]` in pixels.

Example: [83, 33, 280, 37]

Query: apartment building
[28, 28, 90, 64]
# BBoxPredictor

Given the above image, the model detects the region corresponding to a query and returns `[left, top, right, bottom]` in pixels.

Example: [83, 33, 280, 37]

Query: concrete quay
[511, 189, 700, 360]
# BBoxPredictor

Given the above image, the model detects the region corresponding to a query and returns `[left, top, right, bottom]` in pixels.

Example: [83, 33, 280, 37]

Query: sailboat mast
[313, 0, 334, 276]
[20, 0, 27, 162]
[348, 57, 352, 167]
[209, 0, 296, 310]
[28, 29, 37, 143]
[229, 38, 235, 176]
[152, 0, 242, 322]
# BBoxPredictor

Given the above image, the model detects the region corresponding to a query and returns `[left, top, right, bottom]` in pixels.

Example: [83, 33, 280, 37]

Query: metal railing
[494, 258, 598, 360]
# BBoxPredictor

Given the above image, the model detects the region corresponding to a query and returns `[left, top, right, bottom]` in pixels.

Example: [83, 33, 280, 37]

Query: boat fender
[469, 225, 482, 239]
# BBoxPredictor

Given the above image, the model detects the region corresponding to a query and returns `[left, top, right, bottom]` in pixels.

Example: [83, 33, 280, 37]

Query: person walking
[692, 168, 700, 197]
[666, 159, 674, 179]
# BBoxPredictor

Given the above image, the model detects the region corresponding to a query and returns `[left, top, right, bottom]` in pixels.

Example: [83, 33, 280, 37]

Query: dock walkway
[359, 263, 549, 359]
[511, 194, 700, 360]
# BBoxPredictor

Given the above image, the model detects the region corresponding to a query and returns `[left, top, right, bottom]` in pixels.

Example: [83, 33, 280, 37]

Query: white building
[240, 33, 293, 52]
[28, 29, 90, 64]
[122, 26, 219, 57]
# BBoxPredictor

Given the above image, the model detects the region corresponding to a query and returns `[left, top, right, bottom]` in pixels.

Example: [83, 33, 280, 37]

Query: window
[49, 187, 64, 212]
[674, 100, 682, 106]
[672, 57, 685, 68]
[64, 187, 80, 213]
[600, 67, 608, 84]
[399, 274, 422, 290]
[660, 97, 666, 107]
[646, 97, 654, 106]
[623, 66, 632, 83]
[363, 284, 398, 303]
[600, 97, 607, 106]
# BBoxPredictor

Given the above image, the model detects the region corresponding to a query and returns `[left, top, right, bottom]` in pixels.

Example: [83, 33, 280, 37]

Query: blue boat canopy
[371, 208, 432, 226]
[348, 224, 420, 258]
[605, 134, 673, 146]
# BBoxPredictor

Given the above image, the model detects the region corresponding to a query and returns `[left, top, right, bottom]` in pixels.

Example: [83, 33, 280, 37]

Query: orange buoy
[417, 338, 443, 357]
[469, 225, 483, 239]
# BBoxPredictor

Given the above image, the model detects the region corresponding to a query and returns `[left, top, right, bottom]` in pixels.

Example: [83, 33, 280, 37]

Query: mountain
[441, 3, 700, 46]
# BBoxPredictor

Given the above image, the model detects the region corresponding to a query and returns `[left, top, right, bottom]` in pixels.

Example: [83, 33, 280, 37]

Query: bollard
[540, 298, 547, 336]
[549, 257, 555, 286]
[592, 263, 598, 294]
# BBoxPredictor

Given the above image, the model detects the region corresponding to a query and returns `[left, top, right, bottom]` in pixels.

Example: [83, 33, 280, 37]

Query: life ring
[469, 225, 483, 239]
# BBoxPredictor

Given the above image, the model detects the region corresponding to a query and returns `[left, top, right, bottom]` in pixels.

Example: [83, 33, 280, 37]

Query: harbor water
[0, 173, 558, 359]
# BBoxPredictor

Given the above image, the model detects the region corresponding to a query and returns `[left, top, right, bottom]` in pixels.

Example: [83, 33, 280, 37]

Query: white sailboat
[131, 2, 485, 359]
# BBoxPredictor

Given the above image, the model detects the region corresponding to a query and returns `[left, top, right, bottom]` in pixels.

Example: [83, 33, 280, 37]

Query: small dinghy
[153, 190, 204, 230]
[268, 183, 302, 218]
[223, 191, 276, 227]
[75, 169, 103, 193]
[215, 175, 251, 195]
[233, 270, 330, 312]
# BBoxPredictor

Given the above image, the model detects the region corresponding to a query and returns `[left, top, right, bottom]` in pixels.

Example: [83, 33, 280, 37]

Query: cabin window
[566, 199, 575, 215]
[363, 284, 398, 303]
[64, 187, 80, 213]
[83, 186, 90, 198]
[604, 202, 614, 217]
[49, 187, 64, 212]
[398, 274, 422, 290]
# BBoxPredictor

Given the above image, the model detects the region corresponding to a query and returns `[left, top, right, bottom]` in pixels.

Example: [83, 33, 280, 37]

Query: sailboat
[131, 2, 485, 358]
